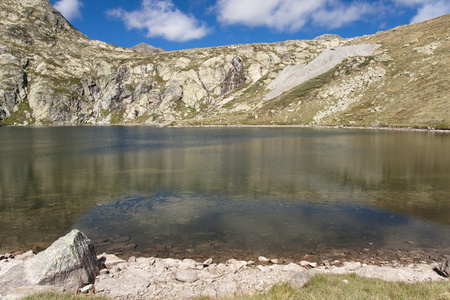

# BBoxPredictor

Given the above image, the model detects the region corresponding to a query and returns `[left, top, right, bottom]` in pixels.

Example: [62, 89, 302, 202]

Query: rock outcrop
[222, 56, 246, 94]
[0, 229, 99, 298]
[0, 0, 448, 128]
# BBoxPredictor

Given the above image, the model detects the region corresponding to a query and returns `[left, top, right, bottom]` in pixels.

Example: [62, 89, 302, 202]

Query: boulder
[0, 230, 99, 297]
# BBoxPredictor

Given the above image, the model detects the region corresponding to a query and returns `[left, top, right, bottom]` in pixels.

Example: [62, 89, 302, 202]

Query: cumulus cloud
[108, 0, 210, 42]
[215, 0, 375, 31]
[392, 0, 450, 23]
[53, 0, 83, 21]
[312, 2, 375, 29]
[410, 1, 450, 23]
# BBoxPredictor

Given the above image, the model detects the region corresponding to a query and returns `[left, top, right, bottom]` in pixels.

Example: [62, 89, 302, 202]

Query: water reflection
[0, 127, 449, 257]
[74, 192, 448, 260]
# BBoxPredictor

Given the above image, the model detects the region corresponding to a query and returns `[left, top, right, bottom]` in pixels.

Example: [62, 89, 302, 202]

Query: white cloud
[410, 1, 450, 23]
[108, 0, 210, 42]
[312, 2, 375, 29]
[215, 0, 375, 32]
[392, 0, 450, 23]
[53, 0, 83, 21]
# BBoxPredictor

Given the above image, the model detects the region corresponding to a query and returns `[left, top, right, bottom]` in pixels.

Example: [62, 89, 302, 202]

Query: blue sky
[50, 0, 450, 51]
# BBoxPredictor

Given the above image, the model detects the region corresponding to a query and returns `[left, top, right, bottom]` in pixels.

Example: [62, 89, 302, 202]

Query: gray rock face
[0, 229, 99, 297]
[222, 56, 246, 94]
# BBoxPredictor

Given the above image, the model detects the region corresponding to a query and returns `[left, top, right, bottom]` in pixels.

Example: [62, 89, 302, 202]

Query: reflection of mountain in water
[72, 192, 450, 259]
[0, 127, 449, 253]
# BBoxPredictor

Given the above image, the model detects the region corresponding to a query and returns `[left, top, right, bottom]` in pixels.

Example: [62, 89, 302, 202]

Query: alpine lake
[1, 126, 449, 263]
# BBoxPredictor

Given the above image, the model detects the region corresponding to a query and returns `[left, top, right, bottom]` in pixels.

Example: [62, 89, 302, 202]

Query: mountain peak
[130, 43, 165, 53]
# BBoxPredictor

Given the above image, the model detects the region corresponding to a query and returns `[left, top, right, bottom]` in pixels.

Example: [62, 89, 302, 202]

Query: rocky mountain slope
[0, 0, 448, 128]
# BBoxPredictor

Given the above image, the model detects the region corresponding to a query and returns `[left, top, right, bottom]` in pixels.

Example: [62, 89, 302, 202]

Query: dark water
[0, 127, 449, 260]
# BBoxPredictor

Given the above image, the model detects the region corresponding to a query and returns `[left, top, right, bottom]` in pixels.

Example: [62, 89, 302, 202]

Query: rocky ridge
[0, 1, 449, 128]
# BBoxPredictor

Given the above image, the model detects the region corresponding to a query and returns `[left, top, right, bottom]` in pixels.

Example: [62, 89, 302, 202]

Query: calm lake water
[1, 127, 449, 260]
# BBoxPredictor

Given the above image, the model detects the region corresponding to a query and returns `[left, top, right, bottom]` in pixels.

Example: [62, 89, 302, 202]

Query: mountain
[130, 42, 165, 54]
[0, 0, 448, 128]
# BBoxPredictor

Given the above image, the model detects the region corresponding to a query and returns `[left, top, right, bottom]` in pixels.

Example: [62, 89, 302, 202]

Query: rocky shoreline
[0, 230, 448, 299]
[5, 123, 450, 133]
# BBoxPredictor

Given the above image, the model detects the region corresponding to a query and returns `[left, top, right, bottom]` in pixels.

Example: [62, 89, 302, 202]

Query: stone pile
[94, 254, 303, 299]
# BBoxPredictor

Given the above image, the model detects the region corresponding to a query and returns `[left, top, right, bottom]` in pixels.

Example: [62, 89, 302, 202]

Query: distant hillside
[0, 0, 448, 128]
[130, 42, 165, 53]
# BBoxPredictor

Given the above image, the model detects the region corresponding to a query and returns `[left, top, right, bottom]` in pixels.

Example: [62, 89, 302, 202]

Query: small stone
[227, 259, 247, 272]
[332, 260, 341, 266]
[79, 284, 93, 293]
[174, 270, 199, 283]
[98, 253, 126, 269]
[309, 262, 318, 268]
[270, 259, 280, 264]
[299, 260, 310, 267]
[203, 258, 213, 266]
[343, 261, 362, 271]
[128, 256, 137, 263]
[342, 279, 349, 284]
[179, 259, 197, 270]
[258, 256, 270, 262]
